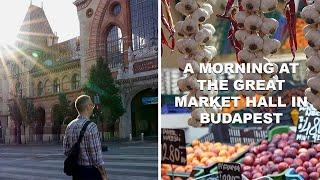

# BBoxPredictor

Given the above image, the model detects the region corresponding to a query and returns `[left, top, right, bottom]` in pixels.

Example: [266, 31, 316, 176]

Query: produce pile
[234, 0, 280, 97]
[161, 140, 248, 179]
[241, 131, 320, 179]
[301, 1, 320, 111]
[174, 0, 221, 127]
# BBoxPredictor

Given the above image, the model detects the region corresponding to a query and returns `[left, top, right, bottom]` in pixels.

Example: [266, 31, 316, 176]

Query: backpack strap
[77, 121, 91, 144]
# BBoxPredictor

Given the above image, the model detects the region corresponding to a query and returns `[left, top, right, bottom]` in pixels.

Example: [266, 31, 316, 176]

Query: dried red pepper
[284, 0, 297, 61]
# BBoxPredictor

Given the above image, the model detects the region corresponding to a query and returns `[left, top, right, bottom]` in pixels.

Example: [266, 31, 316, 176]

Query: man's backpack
[64, 121, 91, 176]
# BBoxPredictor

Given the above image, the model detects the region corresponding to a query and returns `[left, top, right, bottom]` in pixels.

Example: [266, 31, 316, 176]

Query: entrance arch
[131, 88, 158, 137]
[35, 107, 45, 142]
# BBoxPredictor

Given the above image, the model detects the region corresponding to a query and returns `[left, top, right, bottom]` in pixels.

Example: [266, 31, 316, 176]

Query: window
[71, 74, 80, 90]
[53, 79, 60, 93]
[112, 3, 121, 16]
[44, 80, 51, 95]
[38, 82, 44, 96]
[62, 76, 69, 91]
[106, 26, 123, 68]
[130, 0, 157, 50]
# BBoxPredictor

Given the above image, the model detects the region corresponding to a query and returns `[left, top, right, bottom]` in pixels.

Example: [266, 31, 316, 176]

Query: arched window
[44, 80, 51, 95]
[106, 26, 123, 68]
[62, 76, 69, 91]
[37, 82, 44, 96]
[53, 78, 60, 93]
[130, 0, 157, 50]
[71, 74, 80, 90]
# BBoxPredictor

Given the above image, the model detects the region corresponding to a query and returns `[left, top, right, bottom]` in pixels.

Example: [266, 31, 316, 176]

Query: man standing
[63, 95, 105, 180]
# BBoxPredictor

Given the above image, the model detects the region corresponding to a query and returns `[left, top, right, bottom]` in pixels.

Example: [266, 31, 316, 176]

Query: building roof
[18, 4, 56, 46]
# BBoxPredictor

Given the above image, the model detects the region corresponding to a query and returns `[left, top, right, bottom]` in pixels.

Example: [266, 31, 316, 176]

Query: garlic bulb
[191, 8, 211, 24]
[242, 0, 261, 12]
[235, 11, 248, 28]
[307, 75, 320, 96]
[188, 117, 202, 127]
[195, 28, 213, 44]
[303, 24, 316, 36]
[244, 34, 263, 52]
[191, 108, 207, 120]
[306, 55, 320, 73]
[235, 30, 250, 43]
[197, 73, 214, 80]
[306, 30, 320, 48]
[314, 0, 320, 12]
[244, 14, 262, 32]
[202, 24, 216, 34]
[262, 37, 281, 54]
[305, 46, 318, 58]
[182, 16, 199, 36]
[195, 48, 214, 62]
[301, 5, 320, 24]
[238, 49, 256, 63]
[307, 69, 319, 79]
[196, 89, 218, 99]
[260, 0, 278, 13]
[177, 79, 190, 92]
[175, 0, 199, 16]
[175, 21, 186, 36]
[201, 3, 213, 15]
[176, 38, 198, 54]
[261, 18, 279, 34]
[186, 75, 200, 90]
[205, 106, 222, 114]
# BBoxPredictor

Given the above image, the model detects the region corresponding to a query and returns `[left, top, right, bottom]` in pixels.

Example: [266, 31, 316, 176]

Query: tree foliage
[84, 58, 125, 126]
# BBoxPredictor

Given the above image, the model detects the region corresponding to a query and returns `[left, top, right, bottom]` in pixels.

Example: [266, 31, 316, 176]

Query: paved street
[0, 141, 158, 180]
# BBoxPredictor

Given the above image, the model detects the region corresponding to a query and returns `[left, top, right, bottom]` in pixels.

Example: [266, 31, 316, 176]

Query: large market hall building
[0, 0, 158, 144]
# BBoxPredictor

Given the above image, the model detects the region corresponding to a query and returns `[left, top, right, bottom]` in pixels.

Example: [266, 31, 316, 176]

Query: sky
[0, 0, 79, 44]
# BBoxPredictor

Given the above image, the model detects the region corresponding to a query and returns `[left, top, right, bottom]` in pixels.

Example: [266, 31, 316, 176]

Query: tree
[9, 97, 35, 144]
[84, 58, 125, 131]
[52, 93, 78, 141]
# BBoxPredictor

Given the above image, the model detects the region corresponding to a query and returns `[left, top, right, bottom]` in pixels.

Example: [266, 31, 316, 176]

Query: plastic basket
[167, 169, 204, 180]
[267, 125, 291, 141]
[284, 168, 303, 180]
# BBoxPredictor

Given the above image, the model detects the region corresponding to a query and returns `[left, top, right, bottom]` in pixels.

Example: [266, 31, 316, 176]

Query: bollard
[141, 133, 144, 141]
[129, 133, 132, 141]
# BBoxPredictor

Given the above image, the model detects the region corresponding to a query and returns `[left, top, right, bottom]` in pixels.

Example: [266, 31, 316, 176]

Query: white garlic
[306, 30, 320, 48]
[202, 24, 216, 34]
[191, 8, 210, 24]
[260, 0, 278, 13]
[238, 49, 256, 63]
[262, 37, 281, 54]
[301, 5, 320, 24]
[242, 0, 261, 12]
[235, 11, 248, 29]
[176, 38, 198, 54]
[195, 28, 213, 44]
[235, 30, 250, 43]
[182, 16, 199, 36]
[244, 14, 262, 32]
[306, 55, 320, 73]
[201, 3, 213, 15]
[175, 0, 198, 16]
[261, 18, 279, 35]
[177, 79, 190, 92]
[304, 46, 317, 58]
[244, 34, 263, 52]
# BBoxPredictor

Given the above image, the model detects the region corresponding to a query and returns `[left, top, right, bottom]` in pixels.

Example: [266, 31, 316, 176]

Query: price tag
[296, 102, 320, 143]
[161, 128, 187, 165]
[217, 162, 241, 180]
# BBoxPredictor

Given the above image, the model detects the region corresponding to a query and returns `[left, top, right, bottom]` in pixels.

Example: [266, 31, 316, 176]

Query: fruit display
[241, 130, 320, 180]
[234, 0, 280, 97]
[301, 1, 320, 111]
[174, 0, 221, 127]
[161, 139, 248, 178]
[283, 18, 308, 50]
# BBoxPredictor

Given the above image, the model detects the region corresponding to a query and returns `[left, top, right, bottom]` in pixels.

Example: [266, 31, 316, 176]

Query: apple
[300, 141, 310, 149]
[299, 152, 310, 162]
[307, 166, 316, 174]
[242, 171, 252, 179]
[290, 142, 300, 149]
[308, 148, 317, 158]
[243, 156, 254, 166]
[278, 162, 289, 172]
[303, 161, 313, 169]
[298, 172, 309, 179]
[296, 166, 307, 173]
[310, 158, 318, 166]
[309, 172, 319, 180]
[260, 156, 269, 165]
[314, 144, 320, 152]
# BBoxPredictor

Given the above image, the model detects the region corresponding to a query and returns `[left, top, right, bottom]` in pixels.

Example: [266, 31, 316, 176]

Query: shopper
[63, 95, 107, 180]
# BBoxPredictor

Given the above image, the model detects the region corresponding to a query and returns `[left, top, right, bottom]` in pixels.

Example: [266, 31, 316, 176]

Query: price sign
[161, 128, 187, 165]
[296, 102, 320, 143]
[217, 162, 241, 180]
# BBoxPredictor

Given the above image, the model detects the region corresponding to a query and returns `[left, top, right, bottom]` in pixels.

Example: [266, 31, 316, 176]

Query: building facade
[0, 0, 158, 144]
